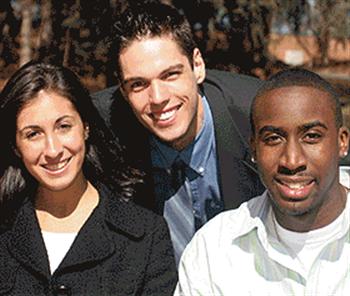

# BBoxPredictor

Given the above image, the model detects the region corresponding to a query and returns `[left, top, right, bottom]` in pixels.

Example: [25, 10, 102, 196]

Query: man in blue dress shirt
[92, 2, 264, 264]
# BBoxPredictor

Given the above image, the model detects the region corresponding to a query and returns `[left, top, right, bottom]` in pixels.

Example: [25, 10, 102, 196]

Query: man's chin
[275, 201, 314, 218]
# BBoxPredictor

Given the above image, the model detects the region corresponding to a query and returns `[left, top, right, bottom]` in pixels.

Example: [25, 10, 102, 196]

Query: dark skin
[251, 86, 349, 232]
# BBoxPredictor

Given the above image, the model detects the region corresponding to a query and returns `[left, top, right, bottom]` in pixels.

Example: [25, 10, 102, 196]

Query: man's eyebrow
[159, 64, 184, 77]
[122, 76, 145, 87]
[123, 64, 184, 86]
[258, 126, 287, 137]
[299, 120, 328, 132]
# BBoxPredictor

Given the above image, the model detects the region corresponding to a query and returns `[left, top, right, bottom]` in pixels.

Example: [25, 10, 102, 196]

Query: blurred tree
[203, 0, 276, 75]
[79, 0, 114, 76]
[36, 0, 52, 52]
[205, 0, 350, 75]
[18, 0, 35, 65]
[1, 0, 349, 91]
[304, 0, 350, 65]
[0, 1, 20, 69]
[274, 0, 350, 66]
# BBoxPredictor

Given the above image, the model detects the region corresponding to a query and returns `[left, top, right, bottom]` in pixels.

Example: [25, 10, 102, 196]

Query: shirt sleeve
[174, 230, 216, 296]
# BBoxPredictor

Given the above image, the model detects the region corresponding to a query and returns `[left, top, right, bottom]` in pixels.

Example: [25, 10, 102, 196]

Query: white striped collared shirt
[175, 190, 350, 296]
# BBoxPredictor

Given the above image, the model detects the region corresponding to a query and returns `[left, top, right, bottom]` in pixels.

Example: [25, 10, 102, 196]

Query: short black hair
[110, 1, 197, 83]
[250, 68, 343, 135]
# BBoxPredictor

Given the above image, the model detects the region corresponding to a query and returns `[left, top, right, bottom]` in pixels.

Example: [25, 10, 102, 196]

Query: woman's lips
[42, 157, 72, 174]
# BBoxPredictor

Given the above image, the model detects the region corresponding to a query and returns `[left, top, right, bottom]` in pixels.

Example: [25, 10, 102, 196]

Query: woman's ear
[84, 124, 90, 140]
[13, 146, 21, 158]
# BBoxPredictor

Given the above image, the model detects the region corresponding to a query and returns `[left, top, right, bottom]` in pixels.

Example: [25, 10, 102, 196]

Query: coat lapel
[204, 82, 259, 209]
[57, 185, 144, 273]
[8, 199, 50, 279]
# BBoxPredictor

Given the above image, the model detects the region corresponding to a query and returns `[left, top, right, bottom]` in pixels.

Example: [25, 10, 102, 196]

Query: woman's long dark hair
[0, 61, 142, 224]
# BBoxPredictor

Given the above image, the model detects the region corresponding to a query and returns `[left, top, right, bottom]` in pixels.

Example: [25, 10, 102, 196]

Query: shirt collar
[150, 96, 215, 176]
[230, 191, 271, 238]
[230, 190, 350, 251]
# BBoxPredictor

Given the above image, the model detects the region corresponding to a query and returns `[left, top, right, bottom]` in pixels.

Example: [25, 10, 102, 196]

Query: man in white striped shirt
[175, 68, 350, 296]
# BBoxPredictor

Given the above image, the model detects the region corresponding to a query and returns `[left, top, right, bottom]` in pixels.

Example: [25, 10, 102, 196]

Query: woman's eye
[59, 123, 72, 130]
[26, 131, 39, 139]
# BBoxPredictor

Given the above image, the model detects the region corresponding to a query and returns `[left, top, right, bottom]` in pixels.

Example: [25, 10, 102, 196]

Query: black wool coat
[0, 185, 177, 295]
[91, 69, 265, 213]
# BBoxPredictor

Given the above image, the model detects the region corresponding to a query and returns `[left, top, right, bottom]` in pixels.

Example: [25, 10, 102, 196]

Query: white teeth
[44, 159, 69, 171]
[287, 183, 304, 189]
[154, 109, 176, 121]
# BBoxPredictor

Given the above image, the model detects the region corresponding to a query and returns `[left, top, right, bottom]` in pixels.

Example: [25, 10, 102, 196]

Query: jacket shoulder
[203, 69, 263, 142]
[100, 184, 166, 238]
[205, 69, 263, 90]
[91, 86, 120, 128]
[204, 69, 263, 114]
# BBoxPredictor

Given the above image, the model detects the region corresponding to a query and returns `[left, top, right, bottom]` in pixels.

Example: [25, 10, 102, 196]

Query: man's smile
[275, 176, 316, 200]
[149, 104, 182, 123]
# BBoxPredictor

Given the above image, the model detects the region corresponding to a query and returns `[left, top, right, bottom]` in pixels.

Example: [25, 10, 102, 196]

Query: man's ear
[250, 136, 257, 163]
[338, 126, 350, 158]
[192, 48, 206, 84]
[119, 82, 127, 99]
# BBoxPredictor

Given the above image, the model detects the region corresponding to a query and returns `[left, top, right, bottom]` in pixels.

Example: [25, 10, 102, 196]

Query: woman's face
[15, 90, 88, 192]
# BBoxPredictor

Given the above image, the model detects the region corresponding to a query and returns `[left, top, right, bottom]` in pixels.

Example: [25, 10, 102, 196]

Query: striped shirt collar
[232, 190, 350, 252]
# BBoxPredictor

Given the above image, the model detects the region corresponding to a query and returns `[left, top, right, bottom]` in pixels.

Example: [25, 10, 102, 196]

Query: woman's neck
[35, 174, 99, 232]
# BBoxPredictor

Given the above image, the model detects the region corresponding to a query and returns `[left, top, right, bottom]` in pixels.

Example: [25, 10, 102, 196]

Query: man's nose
[278, 138, 307, 174]
[148, 80, 169, 105]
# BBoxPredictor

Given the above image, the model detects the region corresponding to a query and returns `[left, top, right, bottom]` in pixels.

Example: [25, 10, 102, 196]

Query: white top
[42, 231, 77, 274]
[340, 166, 350, 189]
[271, 205, 347, 277]
[175, 190, 350, 296]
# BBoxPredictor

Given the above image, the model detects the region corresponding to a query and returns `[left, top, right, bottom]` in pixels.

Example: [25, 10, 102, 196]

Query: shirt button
[198, 167, 204, 173]
[53, 284, 71, 296]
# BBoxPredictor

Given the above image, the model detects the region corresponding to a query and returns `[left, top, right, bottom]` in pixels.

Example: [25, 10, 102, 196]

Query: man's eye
[263, 135, 282, 145]
[129, 81, 147, 92]
[304, 132, 322, 143]
[163, 71, 180, 80]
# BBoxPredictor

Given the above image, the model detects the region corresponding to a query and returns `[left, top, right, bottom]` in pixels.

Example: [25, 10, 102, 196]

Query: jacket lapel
[204, 82, 259, 209]
[8, 199, 50, 279]
[58, 185, 144, 272]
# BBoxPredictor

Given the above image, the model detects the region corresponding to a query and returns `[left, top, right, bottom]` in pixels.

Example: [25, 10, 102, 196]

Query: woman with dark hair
[0, 61, 177, 295]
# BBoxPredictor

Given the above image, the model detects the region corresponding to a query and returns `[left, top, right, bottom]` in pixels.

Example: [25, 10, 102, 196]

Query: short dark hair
[0, 61, 141, 218]
[250, 68, 343, 135]
[110, 1, 197, 83]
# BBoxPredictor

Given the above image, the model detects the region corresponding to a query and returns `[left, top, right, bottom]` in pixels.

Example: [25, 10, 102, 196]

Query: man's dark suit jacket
[91, 69, 265, 213]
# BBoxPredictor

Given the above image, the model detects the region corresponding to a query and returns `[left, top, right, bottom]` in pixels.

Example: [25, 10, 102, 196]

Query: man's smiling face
[251, 85, 349, 229]
[119, 35, 205, 150]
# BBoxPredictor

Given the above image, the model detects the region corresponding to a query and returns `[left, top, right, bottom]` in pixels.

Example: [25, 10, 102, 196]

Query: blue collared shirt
[150, 96, 223, 228]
